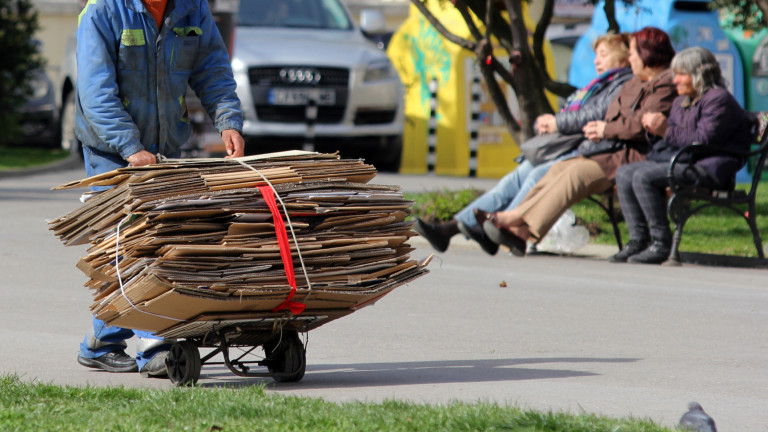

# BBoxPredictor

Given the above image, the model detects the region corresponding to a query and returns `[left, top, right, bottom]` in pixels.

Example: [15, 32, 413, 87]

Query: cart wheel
[166, 341, 201, 386]
[264, 331, 306, 383]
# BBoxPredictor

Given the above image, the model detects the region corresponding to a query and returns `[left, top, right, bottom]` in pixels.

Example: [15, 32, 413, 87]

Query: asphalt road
[1, 164, 767, 431]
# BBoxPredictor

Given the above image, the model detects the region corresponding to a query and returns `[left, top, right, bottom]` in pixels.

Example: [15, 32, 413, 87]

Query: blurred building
[345, 0, 408, 31]
[30, 0, 81, 77]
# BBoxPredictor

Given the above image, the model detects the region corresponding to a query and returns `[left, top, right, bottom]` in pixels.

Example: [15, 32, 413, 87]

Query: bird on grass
[678, 401, 717, 432]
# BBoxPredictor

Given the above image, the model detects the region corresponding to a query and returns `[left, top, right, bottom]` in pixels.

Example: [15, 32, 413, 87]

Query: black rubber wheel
[59, 91, 79, 154]
[374, 135, 403, 172]
[166, 341, 201, 386]
[264, 331, 306, 383]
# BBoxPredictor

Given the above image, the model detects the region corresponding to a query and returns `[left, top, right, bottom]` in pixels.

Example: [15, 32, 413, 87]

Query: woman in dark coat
[610, 46, 753, 264]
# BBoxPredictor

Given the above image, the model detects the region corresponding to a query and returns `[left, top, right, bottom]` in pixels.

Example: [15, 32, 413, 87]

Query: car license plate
[269, 88, 335, 105]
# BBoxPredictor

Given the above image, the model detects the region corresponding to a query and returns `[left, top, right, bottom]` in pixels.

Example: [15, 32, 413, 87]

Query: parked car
[232, 0, 404, 169]
[19, 67, 58, 147]
[57, 29, 79, 155]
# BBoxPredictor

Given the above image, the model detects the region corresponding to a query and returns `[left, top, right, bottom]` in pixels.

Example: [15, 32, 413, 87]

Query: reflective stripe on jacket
[75, 0, 242, 159]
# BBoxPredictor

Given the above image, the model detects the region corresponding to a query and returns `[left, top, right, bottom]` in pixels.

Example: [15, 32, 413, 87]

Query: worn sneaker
[628, 241, 671, 265]
[140, 350, 169, 378]
[608, 239, 648, 263]
[77, 350, 138, 373]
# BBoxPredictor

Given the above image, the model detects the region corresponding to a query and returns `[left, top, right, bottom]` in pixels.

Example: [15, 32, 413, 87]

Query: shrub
[406, 188, 483, 223]
[0, 0, 44, 144]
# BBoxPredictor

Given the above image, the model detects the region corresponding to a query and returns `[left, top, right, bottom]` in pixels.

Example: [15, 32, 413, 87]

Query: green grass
[0, 145, 70, 170]
[407, 183, 768, 257]
[408, 187, 484, 223]
[0, 374, 673, 432]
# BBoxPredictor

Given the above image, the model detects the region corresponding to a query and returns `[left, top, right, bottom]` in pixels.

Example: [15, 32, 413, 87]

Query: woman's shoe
[608, 239, 648, 263]
[457, 220, 499, 256]
[482, 217, 526, 257]
[414, 218, 451, 252]
[474, 208, 491, 225]
[628, 241, 671, 264]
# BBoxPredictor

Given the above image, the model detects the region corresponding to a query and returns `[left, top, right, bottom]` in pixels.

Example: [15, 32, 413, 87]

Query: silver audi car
[231, 0, 405, 169]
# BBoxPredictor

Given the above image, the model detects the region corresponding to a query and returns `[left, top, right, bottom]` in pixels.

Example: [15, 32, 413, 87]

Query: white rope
[114, 214, 184, 322]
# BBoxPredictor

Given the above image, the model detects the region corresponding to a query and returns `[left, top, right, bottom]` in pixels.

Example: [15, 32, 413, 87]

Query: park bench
[587, 190, 623, 249]
[664, 111, 768, 265]
[580, 112, 768, 259]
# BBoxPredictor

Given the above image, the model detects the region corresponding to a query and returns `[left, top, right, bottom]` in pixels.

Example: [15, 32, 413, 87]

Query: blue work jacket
[75, 0, 243, 159]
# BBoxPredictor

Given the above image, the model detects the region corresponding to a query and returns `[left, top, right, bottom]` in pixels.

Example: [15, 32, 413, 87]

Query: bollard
[427, 77, 438, 172]
[468, 75, 481, 177]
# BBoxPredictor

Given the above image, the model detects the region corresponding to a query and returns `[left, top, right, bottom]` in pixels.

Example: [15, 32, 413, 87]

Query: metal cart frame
[155, 309, 353, 386]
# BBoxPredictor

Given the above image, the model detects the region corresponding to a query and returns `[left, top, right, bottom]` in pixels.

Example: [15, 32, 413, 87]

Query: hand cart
[155, 309, 353, 386]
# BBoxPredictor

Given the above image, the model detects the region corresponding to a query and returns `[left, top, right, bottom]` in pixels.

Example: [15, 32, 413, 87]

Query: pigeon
[678, 402, 717, 432]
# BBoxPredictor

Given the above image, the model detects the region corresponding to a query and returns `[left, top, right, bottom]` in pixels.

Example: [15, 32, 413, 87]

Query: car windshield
[238, 0, 353, 29]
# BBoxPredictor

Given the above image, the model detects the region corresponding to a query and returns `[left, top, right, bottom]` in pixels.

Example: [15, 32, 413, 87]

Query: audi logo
[279, 68, 321, 84]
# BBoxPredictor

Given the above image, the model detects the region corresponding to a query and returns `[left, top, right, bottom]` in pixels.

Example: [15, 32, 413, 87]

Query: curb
[0, 153, 83, 179]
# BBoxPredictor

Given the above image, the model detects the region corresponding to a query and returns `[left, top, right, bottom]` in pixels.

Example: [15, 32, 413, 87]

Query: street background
[1, 165, 767, 431]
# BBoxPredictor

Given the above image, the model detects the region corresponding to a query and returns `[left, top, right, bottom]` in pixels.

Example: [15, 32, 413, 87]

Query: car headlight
[27, 70, 51, 102]
[363, 60, 394, 82]
[231, 57, 246, 73]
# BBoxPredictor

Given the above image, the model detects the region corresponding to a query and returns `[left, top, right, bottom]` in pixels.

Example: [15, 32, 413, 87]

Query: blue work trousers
[77, 145, 172, 370]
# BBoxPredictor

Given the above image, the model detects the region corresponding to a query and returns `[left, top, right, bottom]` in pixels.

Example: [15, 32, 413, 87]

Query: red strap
[259, 186, 306, 315]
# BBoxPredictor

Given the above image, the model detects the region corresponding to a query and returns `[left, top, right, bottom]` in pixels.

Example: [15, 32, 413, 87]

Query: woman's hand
[582, 120, 607, 142]
[535, 114, 557, 135]
[641, 112, 668, 137]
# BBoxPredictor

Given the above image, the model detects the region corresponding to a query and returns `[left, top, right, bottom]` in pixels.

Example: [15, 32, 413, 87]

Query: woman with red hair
[481, 27, 678, 256]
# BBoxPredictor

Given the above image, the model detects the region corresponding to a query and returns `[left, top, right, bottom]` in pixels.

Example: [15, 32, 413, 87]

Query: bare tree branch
[530, 0, 576, 97]
[477, 0, 521, 131]
[604, 0, 619, 33]
[454, 1, 483, 43]
[532, 0, 554, 67]
[407, 0, 593, 140]
[408, 0, 476, 51]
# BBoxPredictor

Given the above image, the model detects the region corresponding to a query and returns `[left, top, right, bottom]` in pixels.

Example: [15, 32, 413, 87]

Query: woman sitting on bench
[479, 26, 677, 256]
[609, 46, 753, 264]
[414, 32, 633, 255]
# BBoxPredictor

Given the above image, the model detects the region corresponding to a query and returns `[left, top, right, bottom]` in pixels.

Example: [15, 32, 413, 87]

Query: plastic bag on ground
[535, 209, 589, 254]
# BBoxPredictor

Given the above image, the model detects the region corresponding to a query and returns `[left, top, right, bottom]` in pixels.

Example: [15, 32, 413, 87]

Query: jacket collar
[648, 68, 674, 92]
[166, 0, 198, 27]
[123, 0, 198, 26]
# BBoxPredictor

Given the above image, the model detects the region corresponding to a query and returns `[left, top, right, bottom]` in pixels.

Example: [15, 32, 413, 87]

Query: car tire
[374, 135, 402, 172]
[59, 91, 80, 156]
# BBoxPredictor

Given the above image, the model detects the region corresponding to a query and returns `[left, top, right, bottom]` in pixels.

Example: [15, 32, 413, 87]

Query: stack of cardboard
[49, 151, 430, 334]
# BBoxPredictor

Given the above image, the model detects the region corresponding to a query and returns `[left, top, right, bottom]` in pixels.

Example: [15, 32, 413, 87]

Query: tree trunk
[604, 0, 619, 33]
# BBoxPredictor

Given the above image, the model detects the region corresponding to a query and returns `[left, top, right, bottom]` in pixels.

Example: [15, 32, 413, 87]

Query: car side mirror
[359, 9, 386, 34]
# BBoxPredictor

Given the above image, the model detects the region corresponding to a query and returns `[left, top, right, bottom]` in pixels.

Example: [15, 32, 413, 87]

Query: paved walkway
[2, 160, 767, 431]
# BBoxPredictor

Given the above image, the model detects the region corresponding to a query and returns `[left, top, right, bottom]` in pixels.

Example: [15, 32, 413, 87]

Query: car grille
[249, 66, 349, 124]
[256, 105, 347, 123]
[248, 66, 349, 87]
